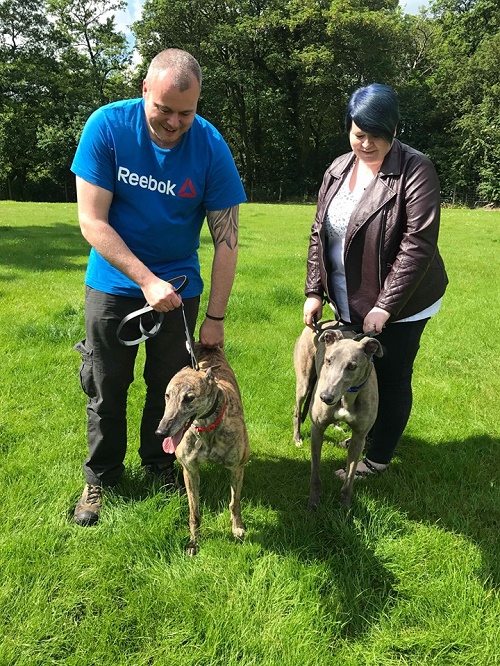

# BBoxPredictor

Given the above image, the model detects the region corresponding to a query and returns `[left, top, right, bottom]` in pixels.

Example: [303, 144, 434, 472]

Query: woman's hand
[303, 295, 323, 329]
[363, 307, 390, 334]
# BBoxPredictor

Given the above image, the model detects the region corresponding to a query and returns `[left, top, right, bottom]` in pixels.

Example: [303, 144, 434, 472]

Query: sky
[114, 0, 143, 47]
[399, 0, 429, 12]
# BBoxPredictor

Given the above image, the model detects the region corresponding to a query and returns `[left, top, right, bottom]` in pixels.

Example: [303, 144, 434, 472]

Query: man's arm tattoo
[207, 207, 239, 249]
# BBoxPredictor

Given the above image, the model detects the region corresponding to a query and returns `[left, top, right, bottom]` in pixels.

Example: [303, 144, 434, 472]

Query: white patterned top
[324, 166, 362, 321]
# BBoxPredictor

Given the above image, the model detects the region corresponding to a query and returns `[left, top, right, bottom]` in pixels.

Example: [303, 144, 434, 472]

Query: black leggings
[75, 287, 199, 486]
[366, 318, 429, 465]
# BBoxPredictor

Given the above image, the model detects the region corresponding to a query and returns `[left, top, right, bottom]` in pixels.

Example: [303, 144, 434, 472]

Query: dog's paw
[340, 491, 353, 508]
[185, 540, 199, 556]
[294, 437, 303, 448]
[232, 525, 245, 542]
[307, 497, 319, 512]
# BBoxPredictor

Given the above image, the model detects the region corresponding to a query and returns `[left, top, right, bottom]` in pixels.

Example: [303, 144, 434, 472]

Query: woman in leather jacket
[303, 83, 448, 478]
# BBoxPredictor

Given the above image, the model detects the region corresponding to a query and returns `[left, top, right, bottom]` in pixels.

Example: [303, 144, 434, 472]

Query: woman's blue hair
[345, 83, 399, 143]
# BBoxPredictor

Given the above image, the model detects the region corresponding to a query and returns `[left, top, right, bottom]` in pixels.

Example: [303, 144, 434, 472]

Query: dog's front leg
[293, 381, 311, 447]
[308, 422, 326, 511]
[341, 433, 365, 507]
[293, 401, 304, 447]
[182, 464, 201, 556]
[293, 336, 316, 448]
[229, 465, 246, 541]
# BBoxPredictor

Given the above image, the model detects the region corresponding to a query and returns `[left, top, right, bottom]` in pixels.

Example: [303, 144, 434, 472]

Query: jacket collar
[328, 139, 403, 180]
[379, 138, 402, 177]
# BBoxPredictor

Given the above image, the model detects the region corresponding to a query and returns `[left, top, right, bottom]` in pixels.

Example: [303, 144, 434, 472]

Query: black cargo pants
[75, 286, 199, 486]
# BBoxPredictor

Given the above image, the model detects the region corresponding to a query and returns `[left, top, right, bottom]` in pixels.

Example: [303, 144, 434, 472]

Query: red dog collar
[195, 401, 227, 433]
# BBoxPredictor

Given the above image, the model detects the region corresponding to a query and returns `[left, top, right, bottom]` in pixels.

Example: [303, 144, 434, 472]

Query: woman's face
[349, 121, 393, 166]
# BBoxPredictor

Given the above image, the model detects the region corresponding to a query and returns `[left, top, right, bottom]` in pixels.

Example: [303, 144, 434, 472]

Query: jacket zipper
[377, 208, 388, 290]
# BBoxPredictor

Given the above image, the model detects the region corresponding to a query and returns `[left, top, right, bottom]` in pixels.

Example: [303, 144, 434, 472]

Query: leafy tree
[0, 0, 63, 198]
[133, 0, 406, 200]
[0, 0, 132, 200]
[453, 32, 500, 203]
[2, 0, 497, 203]
[422, 0, 500, 201]
[47, 0, 132, 108]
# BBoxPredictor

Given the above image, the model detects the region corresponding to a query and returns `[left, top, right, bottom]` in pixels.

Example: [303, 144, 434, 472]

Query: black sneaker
[144, 462, 185, 494]
[73, 483, 102, 526]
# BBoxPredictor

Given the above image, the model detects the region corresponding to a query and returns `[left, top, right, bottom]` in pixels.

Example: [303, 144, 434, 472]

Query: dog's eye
[183, 394, 195, 403]
[346, 362, 356, 371]
[325, 357, 331, 366]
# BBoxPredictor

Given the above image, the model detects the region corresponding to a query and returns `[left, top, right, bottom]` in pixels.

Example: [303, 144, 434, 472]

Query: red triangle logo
[178, 178, 197, 198]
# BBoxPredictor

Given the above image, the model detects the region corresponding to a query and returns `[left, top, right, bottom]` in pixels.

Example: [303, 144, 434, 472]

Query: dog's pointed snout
[320, 391, 334, 405]
[155, 417, 172, 438]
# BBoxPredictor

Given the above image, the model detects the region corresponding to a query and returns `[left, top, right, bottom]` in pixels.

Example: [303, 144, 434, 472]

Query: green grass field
[0, 201, 499, 665]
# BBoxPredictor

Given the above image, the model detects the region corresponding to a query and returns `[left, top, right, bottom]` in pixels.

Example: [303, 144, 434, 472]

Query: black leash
[312, 316, 378, 341]
[117, 275, 192, 349]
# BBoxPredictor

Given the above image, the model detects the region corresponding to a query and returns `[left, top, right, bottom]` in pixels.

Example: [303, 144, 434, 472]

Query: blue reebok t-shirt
[71, 98, 247, 298]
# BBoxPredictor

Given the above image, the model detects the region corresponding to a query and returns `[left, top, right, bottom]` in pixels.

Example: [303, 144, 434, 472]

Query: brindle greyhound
[293, 321, 383, 509]
[156, 344, 249, 555]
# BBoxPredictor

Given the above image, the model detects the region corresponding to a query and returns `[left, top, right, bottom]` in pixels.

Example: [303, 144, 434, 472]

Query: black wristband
[205, 312, 225, 321]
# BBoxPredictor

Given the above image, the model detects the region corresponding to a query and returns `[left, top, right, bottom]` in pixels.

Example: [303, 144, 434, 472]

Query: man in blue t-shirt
[71, 48, 246, 526]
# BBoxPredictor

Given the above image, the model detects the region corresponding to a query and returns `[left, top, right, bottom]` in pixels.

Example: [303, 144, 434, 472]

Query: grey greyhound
[293, 321, 383, 509]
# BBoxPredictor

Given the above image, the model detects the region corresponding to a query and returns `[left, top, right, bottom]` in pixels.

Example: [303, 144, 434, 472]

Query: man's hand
[142, 278, 182, 312]
[199, 317, 224, 347]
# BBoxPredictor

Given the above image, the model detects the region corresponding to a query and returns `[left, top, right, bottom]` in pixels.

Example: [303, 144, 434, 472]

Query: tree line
[1, 0, 498, 204]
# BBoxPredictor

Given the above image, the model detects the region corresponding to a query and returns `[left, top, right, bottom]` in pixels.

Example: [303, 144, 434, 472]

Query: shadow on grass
[241, 432, 500, 588]
[0, 223, 88, 272]
[101, 430, 498, 639]
[387, 433, 499, 586]
[238, 453, 400, 639]
[113, 449, 399, 640]
[241, 432, 499, 635]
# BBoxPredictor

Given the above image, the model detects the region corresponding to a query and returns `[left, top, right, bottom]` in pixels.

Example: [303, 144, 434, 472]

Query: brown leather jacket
[305, 139, 448, 323]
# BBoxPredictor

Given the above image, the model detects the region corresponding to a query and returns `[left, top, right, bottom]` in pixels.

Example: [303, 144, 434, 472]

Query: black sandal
[335, 457, 388, 480]
[354, 457, 387, 478]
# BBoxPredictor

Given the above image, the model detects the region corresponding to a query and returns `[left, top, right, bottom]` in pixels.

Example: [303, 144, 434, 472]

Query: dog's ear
[321, 329, 343, 346]
[362, 337, 383, 358]
[204, 365, 220, 382]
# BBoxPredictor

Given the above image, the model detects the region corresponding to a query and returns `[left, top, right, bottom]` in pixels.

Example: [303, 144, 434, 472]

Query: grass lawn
[0, 201, 499, 665]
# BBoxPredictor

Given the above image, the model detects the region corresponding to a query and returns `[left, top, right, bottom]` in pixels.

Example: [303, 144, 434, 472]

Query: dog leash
[182, 302, 199, 371]
[116, 275, 189, 347]
[312, 316, 378, 341]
